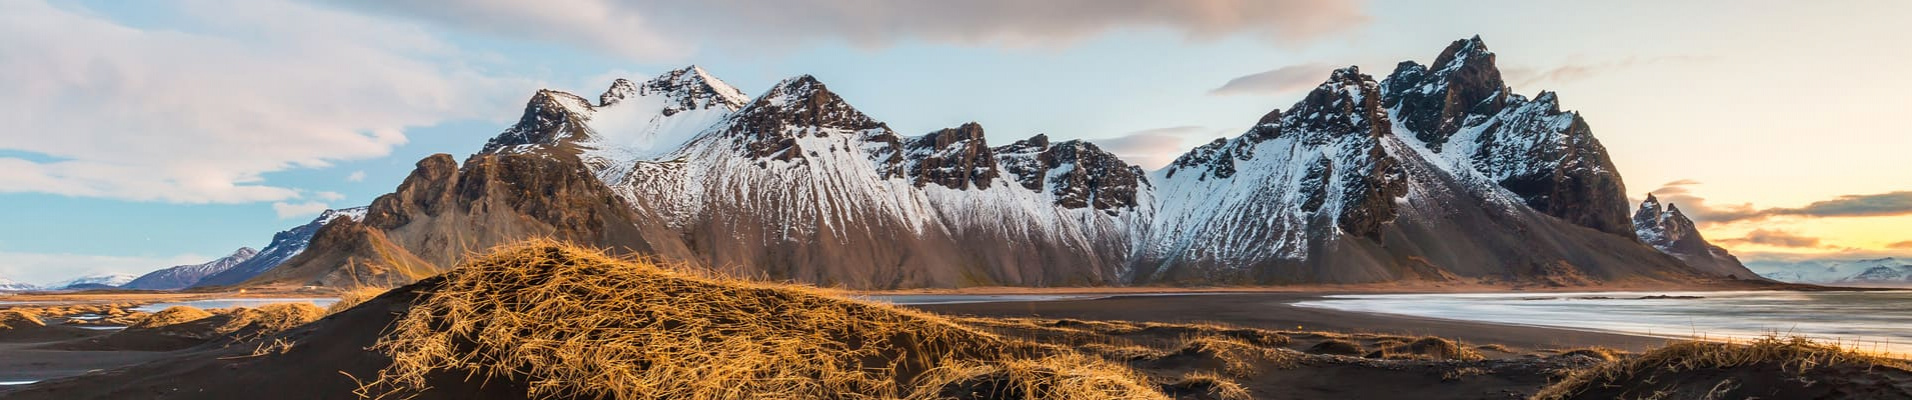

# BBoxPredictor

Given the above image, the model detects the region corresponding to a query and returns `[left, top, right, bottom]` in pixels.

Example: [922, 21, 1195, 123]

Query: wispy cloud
[1503, 55, 1713, 88]
[325, 0, 1370, 60]
[1091, 126, 1215, 169]
[1209, 63, 1335, 96]
[1644, 180, 1912, 224]
[0, 0, 532, 204]
[345, 170, 367, 182]
[1889, 241, 1912, 249]
[1718, 229, 1826, 248]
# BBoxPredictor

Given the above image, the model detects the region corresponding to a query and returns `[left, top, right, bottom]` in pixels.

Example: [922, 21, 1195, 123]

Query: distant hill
[1751, 257, 1912, 286]
[121, 247, 258, 290]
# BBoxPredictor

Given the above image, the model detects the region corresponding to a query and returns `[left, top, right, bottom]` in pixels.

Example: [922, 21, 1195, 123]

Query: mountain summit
[1633, 194, 1759, 278]
[123, 247, 258, 290]
[240, 41, 1749, 289]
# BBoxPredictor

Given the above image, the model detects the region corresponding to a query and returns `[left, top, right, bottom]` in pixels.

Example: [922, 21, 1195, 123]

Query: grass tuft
[130, 306, 213, 329]
[1163, 371, 1251, 400]
[1367, 336, 1484, 361]
[216, 303, 325, 342]
[0, 309, 45, 329]
[1533, 336, 1911, 400]
[326, 287, 390, 316]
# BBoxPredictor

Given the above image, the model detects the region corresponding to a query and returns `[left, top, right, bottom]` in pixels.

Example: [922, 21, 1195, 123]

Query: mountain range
[45, 274, 139, 290]
[120, 247, 258, 290]
[230, 37, 1757, 290]
[1750, 257, 1912, 285]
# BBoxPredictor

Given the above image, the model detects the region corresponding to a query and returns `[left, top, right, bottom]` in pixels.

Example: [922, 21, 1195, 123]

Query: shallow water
[1294, 290, 1912, 356]
[857, 294, 1104, 305]
[131, 298, 338, 313]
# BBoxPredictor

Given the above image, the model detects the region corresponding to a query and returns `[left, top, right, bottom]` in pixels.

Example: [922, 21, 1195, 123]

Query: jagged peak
[600, 65, 749, 111]
[734, 74, 880, 132]
[1431, 35, 1493, 72]
[908, 122, 993, 156]
[531, 89, 595, 112]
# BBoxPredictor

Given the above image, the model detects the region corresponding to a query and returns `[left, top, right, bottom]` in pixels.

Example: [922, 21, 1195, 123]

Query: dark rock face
[1299, 67, 1409, 239]
[1634, 194, 1760, 279]
[1381, 38, 1633, 237]
[247, 151, 696, 288]
[192, 208, 366, 288]
[1381, 36, 1509, 150]
[724, 76, 886, 162]
[903, 122, 1000, 189]
[994, 135, 1147, 211]
[481, 90, 593, 153]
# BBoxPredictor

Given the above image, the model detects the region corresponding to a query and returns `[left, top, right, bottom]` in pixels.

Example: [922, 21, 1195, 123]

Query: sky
[1, 0, 1908, 284]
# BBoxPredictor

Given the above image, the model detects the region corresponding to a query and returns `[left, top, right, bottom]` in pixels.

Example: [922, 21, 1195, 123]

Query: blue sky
[3, 0, 1909, 283]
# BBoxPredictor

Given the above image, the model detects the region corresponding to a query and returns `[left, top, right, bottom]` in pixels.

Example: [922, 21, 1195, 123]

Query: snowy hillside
[191, 206, 367, 288]
[49, 274, 138, 290]
[1751, 258, 1912, 285]
[123, 247, 258, 290]
[0, 276, 35, 291]
[265, 37, 1733, 289]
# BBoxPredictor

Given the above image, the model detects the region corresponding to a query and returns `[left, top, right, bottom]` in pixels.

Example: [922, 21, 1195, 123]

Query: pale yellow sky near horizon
[1402, 0, 1912, 259]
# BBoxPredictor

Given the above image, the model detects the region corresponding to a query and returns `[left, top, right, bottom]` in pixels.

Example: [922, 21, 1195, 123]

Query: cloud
[1502, 56, 1712, 89]
[346, 170, 367, 182]
[0, 251, 206, 286]
[1210, 63, 1335, 96]
[313, 191, 346, 202]
[1718, 229, 1825, 248]
[1766, 191, 1912, 219]
[1091, 126, 1214, 169]
[1889, 241, 1912, 249]
[1642, 180, 1763, 223]
[272, 201, 332, 219]
[0, 0, 532, 203]
[325, 0, 1370, 60]
[1644, 180, 1912, 224]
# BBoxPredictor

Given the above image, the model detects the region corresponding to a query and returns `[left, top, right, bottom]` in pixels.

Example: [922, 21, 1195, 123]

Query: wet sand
[912, 293, 1672, 353]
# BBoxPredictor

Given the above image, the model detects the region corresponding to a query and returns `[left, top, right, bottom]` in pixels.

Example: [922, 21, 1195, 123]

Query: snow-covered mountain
[49, 274, 138, 290]
[0, 276, 36, 291]
[1632, 194, 1759, 278]
[252, 38, 1740, 289]
[1751, 258, 1912, 285]
[190, 207, 367, 288]
[122, 247, 258, 290]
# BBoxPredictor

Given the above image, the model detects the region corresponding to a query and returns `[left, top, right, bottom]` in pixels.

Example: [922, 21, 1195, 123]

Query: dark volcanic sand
[910, 293, 1670, 353]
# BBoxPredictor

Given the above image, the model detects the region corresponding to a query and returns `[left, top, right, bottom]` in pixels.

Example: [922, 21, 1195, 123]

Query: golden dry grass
[1532, 336, 1911, 400]
[1554, 346, 1623, 362]
[326, 287, 390, 315]
[1370, 336, 1485, 361]
[1305, 339, 1364, 356]
[1164, 371, 1251, 400]
[131, 305, 214, 329]
[357, 240, 1165, 400]
[216, 303, 325, 342]
[0, 309, 45, 329]
[906, 353, 1168, 400]
[1157, 336, 1300, 377]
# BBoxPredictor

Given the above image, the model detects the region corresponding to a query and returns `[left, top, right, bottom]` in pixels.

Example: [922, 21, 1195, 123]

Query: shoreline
[909, 292, 1681, 353]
